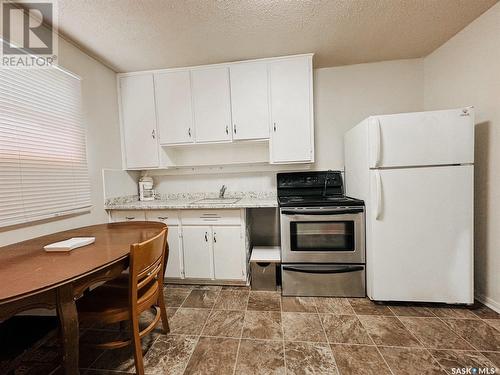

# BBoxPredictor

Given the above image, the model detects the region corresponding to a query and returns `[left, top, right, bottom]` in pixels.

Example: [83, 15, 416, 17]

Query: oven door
[280, 207, 365, 263]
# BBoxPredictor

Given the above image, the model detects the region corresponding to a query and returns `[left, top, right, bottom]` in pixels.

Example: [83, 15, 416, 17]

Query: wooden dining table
[0, 221, 167, 375]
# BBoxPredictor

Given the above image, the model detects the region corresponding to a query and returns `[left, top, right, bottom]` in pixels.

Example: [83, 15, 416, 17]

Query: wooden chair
[105, 240, 170, 290]
[76, 228, 169, 375]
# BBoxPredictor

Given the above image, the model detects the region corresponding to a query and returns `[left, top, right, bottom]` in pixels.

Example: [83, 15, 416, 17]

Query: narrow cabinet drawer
[180, 209, 241, 225]
[145, 210, 179, 225]
[111, 210, 146, 222]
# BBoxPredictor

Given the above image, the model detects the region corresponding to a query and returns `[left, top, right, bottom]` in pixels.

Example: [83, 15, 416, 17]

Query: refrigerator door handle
[375, 170, 382, 220]
[370, 118, 382, 167]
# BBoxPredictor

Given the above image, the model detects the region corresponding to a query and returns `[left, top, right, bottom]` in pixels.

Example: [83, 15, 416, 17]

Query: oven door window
[290, 221, 355, 251]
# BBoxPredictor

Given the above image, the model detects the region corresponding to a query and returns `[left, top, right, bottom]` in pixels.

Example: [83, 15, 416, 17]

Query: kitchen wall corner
[423, 2, 500, 311]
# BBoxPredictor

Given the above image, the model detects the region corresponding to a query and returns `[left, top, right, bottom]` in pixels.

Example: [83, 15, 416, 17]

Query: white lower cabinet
[110, 209, 248, 283]
[182, 226, 213, 279]
[180, 209, 247, 281]
[182, 224, 246, 281]
[165, 226, 182, 278]
[145, 211, 183, 279]
[213, 226, 244, 280]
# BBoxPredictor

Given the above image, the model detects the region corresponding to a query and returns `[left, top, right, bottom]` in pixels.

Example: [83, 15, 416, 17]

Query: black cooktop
[277, 171, 364, 207]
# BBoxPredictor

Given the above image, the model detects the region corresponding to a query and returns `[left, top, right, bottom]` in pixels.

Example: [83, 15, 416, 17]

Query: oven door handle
[281, 208, 364, 215]
[282, 265, 364, 274]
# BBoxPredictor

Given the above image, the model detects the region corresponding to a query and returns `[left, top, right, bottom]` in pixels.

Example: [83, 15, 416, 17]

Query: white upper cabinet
[229, 62, 270, 140]
[191, 67, 232, 143]
[117, 54, 314, 169]
[269, 56, 314, 163]
[119, 74, 159, 169]
[155, 71, 194, 145]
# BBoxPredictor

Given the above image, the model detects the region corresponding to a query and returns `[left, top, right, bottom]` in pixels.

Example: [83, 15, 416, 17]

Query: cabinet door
[145, 211, 183, 279]
[182, 226, 213, 279]
[191, 67, 232, 142]
[165, 226, 182, 278]
[230, 62, 270, 140]
[119, 74, 159, 168]
[213, 226, 244, 280]
[269, 57, 313, 163]
[155, 71, 194, 145]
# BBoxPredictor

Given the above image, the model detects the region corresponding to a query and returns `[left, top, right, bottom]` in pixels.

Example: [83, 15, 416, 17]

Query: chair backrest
[128, 228, 168, 303]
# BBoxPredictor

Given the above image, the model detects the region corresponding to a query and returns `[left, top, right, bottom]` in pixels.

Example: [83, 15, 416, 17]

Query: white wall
[423, 2, 500, 309]
[314, 59, 424, 170]
[154, 171, 277, 195]
[0, 36, 122, 246]
[103, 170, 140, 200]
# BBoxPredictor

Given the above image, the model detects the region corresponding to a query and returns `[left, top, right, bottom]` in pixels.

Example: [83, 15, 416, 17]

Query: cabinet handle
[157, 216, 168, 220]
[204, 232, 208, 242]
[233, 124, 236, 134]
[188, 127, 191, 137]
[273, 122, 277, 132]
[225, 125, 229, 135]
[151, 129, 156, 139]
[125, 216, 135, 220]
[213, 232, 217, 243]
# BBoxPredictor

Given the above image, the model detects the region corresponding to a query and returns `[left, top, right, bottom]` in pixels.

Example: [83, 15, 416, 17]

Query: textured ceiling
[57, 0, 498, 72]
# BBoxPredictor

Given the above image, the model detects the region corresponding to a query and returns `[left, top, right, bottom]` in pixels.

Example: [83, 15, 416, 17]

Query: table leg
[56, 284, 79, 375]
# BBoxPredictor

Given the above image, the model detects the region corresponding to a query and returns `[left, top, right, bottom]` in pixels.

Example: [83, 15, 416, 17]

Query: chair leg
[131, 314, 145, 375]
[158, 285, 170, 334]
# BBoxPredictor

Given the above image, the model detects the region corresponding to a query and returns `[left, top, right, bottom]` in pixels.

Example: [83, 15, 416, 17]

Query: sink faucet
[219, 185, 227, 198]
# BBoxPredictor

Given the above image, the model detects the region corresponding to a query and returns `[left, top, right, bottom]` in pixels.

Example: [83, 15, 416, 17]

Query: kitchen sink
[191, 197, 242, 205]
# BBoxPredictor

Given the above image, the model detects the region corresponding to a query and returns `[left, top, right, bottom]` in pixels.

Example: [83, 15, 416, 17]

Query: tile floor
[4, 284, 500, 375]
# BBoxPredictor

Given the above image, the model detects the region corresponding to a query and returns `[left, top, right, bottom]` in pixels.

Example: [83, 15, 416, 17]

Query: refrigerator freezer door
[368, 108, 474, 168]
[367, 165, 473, 303]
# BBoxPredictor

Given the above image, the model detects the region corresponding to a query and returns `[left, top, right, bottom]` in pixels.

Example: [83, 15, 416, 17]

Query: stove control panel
[277, 171, 343, 189]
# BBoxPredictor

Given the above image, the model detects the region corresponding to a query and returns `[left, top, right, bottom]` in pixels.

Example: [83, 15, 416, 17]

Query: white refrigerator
[344, 107, 474, 304]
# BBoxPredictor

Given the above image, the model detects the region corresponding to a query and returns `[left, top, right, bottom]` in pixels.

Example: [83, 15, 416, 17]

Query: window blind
[0, 67, 91, 228]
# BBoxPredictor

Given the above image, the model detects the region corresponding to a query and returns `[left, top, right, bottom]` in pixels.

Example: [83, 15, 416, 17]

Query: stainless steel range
[278, 171, 366, 297]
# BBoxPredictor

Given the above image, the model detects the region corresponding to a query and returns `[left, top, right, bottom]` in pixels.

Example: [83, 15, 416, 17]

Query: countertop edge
[104, 200, 278, 210]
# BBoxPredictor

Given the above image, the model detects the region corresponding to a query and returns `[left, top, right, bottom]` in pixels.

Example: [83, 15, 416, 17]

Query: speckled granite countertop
[105, 192, 278, 210]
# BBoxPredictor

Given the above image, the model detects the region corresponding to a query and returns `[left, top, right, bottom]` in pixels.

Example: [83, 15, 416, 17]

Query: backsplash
[153, 172, 277, 195]
[103, 169, 282, 204]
